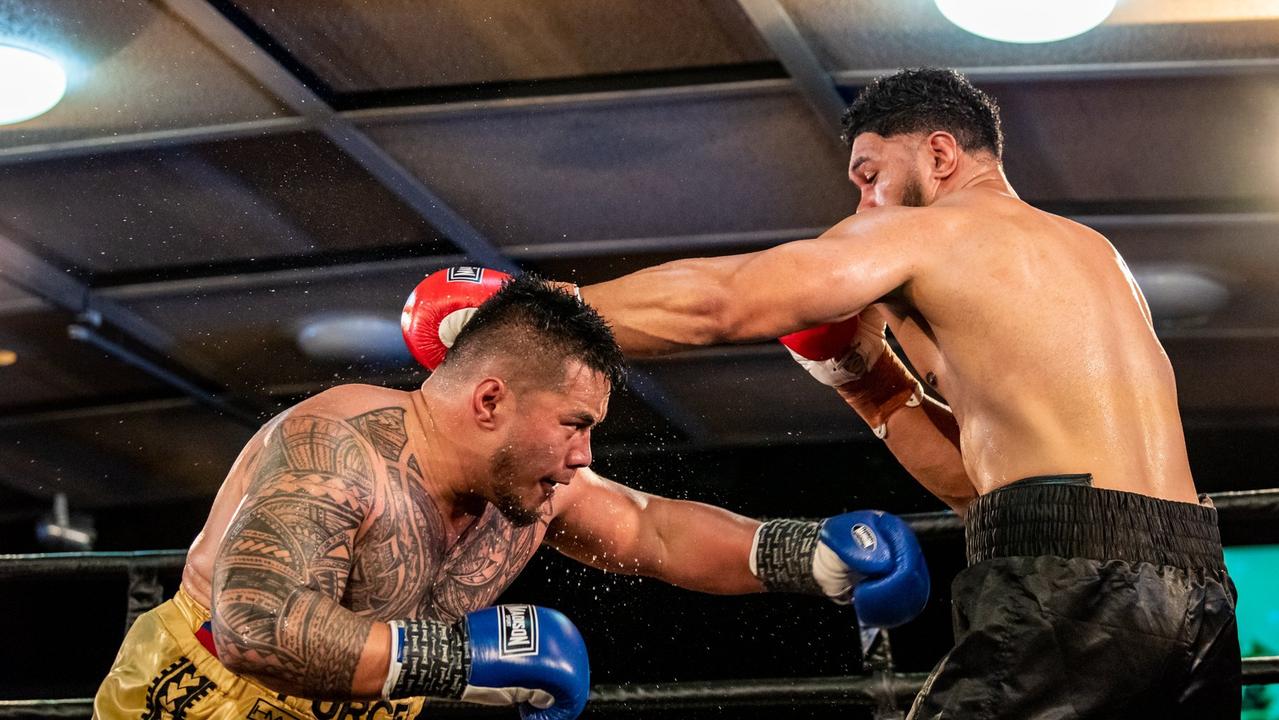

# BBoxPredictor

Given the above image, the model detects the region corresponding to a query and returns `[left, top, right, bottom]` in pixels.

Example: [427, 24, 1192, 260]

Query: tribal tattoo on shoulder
[212, 413, 381, 697]
[213, 404, 546, 696]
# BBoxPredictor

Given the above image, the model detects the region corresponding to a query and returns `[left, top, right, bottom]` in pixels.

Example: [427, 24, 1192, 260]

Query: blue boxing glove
[751, 510, 930, 628]
[384, 604, 589, 720]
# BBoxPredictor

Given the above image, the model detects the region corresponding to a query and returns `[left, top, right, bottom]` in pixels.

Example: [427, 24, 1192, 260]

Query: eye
[865, 173, 877, 185]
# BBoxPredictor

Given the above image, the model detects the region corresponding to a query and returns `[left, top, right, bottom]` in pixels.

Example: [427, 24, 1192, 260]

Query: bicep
[545, 470, 657, 574]
[214, 414, 377, 609]
[715, 210, 928, 338]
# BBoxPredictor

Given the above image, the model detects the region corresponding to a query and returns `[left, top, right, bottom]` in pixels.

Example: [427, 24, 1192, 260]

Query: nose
[565, 431, 592, 471]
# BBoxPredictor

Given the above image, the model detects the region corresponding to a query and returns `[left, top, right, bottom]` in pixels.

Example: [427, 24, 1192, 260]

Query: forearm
[629, 498, 757, 593]
[836, 374, 975, 514]
[550, 472, 762, 594]
[641, 497, 764, 594]
[580, 259, 739, 355]
[214, 582, 389, 699]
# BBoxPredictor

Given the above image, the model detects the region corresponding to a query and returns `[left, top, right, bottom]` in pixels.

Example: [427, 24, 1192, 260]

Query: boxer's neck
[409, 385, 489, 527]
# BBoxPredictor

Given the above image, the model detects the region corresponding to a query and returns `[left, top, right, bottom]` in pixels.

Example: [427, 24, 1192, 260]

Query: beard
[488, 444, 545, 527]
[900, 172, 927, 208]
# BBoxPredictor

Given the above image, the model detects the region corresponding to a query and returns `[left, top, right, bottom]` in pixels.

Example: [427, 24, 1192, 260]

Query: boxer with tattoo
[93, 274, 928, 720]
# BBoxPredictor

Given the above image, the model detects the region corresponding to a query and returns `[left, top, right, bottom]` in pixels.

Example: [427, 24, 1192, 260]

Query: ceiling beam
[0, 117, 310, 166]
[0, 79, 795, 167]
[5, 53, 1279, 167]
[159, 0, 707, 441]
[0, 231, 268, 426]
[834, 58, 1279, 86]
[735, 0, 846, 139]
[161, 0, 523, 274]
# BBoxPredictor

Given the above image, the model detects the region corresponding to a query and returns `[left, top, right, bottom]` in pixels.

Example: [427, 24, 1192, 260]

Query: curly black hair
[841, 68, 1003, 159]
[443, 273, 627, 391]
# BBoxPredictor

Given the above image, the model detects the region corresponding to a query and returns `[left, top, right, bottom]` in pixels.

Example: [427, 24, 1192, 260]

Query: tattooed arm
[545, 469, 764, 594]
[211, 412, 392, 699]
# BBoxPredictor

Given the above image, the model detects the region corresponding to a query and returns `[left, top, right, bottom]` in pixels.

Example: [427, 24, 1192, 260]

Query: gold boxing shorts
[93, 587, 429, 720]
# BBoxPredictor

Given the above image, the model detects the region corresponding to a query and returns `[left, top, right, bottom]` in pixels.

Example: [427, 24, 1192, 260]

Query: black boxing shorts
[908, 474, 1240, 720]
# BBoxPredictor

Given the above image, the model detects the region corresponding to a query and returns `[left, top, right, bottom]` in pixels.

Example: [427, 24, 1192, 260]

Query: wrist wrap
[385, 618, 471, 700]
[752, 519, 823, 596]
[836, 347, 923, 439]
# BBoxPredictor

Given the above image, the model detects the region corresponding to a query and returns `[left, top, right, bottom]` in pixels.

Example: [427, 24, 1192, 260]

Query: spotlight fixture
[296, 313, 411, 364]
[1128, 265, 1230, 325]
[935, 0, 1117, 44]
[0, 45, 67, 125]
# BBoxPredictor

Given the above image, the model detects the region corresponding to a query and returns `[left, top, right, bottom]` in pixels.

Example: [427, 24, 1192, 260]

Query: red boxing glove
[401, 267, 511, 370]
[779, 317, 862, 361]
[780, 314, 887, 387]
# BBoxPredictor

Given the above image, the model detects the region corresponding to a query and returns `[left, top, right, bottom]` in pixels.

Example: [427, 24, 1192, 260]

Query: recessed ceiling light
[296, 314, 411, 365]
[935, 0, 1118, 44]
[1128, 265, 1230, 324]
[0, 45, 67, 125]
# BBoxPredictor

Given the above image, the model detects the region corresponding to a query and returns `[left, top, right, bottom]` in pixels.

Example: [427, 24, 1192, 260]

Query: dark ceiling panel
[633, 349, 867, 444]
[0, 403, 253, 507]
[993, 76, 1279, 207]
[0, 132, 451, 279]
[361, 86, 854, 247]
[0, 0, 287, 150]
[228, 0, 774, 94]
[0, 308, 168, 410]
[784, 0, 1279, 72]
[112, 262, 437, 392]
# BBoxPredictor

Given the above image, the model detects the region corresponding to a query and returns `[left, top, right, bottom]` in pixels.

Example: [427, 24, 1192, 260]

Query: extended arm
[579, 209, 931, 356]
[546, 469, 930, 627]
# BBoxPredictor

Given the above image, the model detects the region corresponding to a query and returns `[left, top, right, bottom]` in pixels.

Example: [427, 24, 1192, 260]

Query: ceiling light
[0, 45, 67, 125]
[935, 0, 1117, 44]
[0, 349, 15, 366]
[1128, 265, 1230, 324]
[296, 314, 411, 365]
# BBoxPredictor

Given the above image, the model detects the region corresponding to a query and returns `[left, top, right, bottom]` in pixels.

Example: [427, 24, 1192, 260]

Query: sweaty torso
[877, 190, 1197, 503]
[180, 384, 545, 621]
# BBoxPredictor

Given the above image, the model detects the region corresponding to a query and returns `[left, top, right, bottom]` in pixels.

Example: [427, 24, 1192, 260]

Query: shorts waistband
[172, 586, 211, 632]
[965, 480, 1225, 571]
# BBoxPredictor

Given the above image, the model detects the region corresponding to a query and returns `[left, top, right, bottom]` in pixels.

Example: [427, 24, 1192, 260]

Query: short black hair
[841, 68, 1003, 159]
[443, 273, 627, 391]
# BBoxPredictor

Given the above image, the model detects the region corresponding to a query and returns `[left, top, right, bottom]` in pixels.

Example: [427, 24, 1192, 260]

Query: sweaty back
[890, 190, 1195, 502]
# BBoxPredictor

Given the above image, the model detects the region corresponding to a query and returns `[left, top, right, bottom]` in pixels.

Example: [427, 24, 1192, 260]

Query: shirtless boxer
[94, 273, 929, 720]
[445, 70, 1239, 717]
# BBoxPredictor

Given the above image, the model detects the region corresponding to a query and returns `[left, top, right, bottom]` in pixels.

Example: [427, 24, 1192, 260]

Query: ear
[925, 131, 961, 179]
[471, 377, 509, 430]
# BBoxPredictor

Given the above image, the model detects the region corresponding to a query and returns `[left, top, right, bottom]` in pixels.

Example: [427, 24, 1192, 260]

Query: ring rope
[3, 660, 1276, 718]
[3, 488, 1277, 577]
[2, 489, 1274, 715]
